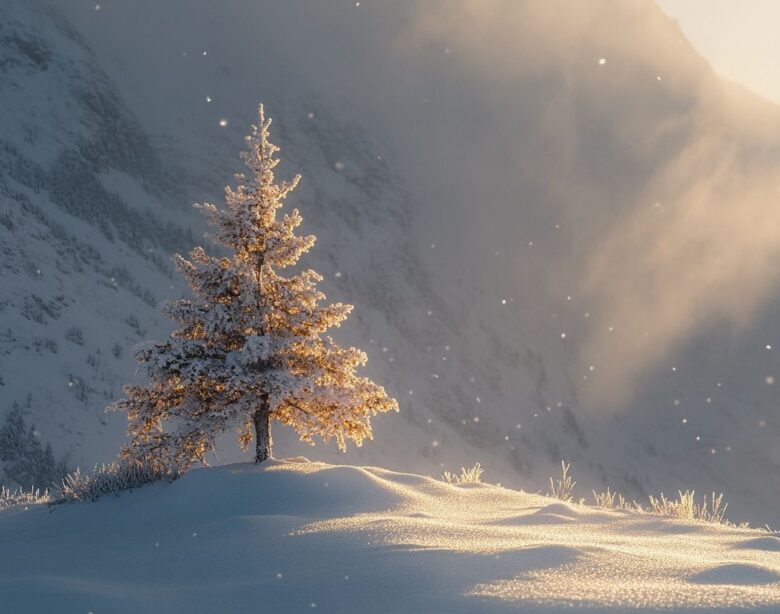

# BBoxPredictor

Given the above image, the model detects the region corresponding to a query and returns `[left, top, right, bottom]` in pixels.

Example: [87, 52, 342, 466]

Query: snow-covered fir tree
[111, 104, 398, 467]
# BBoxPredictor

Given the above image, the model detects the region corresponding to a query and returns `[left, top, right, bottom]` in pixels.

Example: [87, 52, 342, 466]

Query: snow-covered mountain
[0, 0, 198, 465]
[3, 459, 780, 613]
[2, 0, 780, 526]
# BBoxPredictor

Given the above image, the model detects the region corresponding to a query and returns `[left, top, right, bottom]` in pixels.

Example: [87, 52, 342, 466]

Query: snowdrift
[2, 459, 780, 613]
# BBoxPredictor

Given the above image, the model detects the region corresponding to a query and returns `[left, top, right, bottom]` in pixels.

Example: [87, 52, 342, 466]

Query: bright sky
[657, 0, 780, 104]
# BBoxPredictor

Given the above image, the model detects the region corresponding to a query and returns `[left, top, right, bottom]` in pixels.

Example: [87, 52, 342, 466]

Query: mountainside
[2, 459, 780, 613]
[0, 0, 196, 466]
[2, 0, 780, 525]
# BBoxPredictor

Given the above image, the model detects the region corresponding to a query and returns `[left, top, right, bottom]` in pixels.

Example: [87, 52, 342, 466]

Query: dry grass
[0, 485, 50, 510]
[51, 461, 179, 504]
[647, 491, 733, 524]
[548, 461, 575, 502]
[553, 461, 746, 527]
[443, 463, 484, 485]
[1, 460, 181, 509]
[592, 488, 642, 511]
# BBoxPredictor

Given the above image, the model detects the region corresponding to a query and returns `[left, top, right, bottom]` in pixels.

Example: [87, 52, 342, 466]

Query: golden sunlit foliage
[110, 105, 397, 469]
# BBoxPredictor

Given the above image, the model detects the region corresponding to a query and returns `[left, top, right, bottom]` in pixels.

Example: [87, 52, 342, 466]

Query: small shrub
[548, 461, 575, 502]
[443, 463, 484, 484]
[51, 460, 180, 504]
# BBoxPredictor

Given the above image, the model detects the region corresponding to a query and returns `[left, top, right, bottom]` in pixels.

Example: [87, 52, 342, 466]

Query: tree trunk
[253, 399, 272, 463]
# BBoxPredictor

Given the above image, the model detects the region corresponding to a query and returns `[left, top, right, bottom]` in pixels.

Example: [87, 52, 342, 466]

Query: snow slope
[0, 0, 198, 465]
[2, 459, 780, 613]
[3, 0, 780, 527]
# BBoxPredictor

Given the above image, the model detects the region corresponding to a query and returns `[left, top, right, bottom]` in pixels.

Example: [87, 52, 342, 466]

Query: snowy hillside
[0, 0, 197, 466]
[2, 458, 780, 613]
[3, 0, 780, 526]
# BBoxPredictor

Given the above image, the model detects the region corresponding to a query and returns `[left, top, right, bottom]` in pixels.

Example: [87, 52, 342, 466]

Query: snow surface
[2, 458, 780, 613]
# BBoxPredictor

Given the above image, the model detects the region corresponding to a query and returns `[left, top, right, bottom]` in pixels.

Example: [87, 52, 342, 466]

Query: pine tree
[110, 105, 398, 468]
[0, 404, 70, 489]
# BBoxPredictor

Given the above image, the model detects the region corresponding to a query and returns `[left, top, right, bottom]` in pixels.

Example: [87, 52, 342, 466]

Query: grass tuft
[647, 490, 730, 524]
[0, 485, 50, 510]
[548, 461, 575, 502]
[443, 463, 484, 485]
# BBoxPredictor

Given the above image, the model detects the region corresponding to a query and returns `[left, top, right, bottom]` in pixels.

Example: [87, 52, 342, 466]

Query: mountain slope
[2, 459, 780, 613]
[0, 0, 197, 467]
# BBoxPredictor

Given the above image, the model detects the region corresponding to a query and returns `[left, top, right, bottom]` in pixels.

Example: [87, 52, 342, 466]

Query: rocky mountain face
[2, 0, 780, 525]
